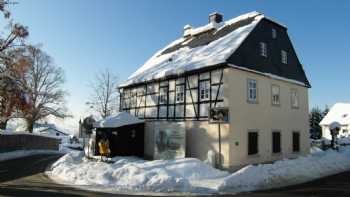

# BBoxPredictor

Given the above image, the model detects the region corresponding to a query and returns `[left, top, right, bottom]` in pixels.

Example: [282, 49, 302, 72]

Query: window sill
[247, 100, 259, 104]
[271, 152, 282, 156]
[248, 153, 260, 158]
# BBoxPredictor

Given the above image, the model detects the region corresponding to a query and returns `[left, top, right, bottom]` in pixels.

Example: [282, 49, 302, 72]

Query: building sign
[209, 107, 229, 123]
[154, 124, 185, 160]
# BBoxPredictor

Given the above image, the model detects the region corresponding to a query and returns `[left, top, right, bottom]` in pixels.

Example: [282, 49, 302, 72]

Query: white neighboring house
[34, 123, 69, 137]
[320, 103, 350, 140]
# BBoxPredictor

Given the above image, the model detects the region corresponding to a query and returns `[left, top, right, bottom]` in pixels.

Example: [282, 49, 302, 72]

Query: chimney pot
[183, 24, 192, 37]
[209, 12, 223, 24]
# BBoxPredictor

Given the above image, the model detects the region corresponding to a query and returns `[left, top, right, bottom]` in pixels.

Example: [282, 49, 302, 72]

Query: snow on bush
[48, 146, 350, 194]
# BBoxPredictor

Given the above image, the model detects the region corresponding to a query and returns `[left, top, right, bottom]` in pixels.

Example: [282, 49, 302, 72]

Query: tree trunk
[26, 120, 34, 133]
[0, 119, 8, 130]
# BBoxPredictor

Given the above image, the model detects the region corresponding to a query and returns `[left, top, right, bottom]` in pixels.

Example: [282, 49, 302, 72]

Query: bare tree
[21, 46, 66, 132]
[88, 69, 119, 118]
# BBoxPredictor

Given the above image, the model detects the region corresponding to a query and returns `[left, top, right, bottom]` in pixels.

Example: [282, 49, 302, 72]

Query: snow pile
[218, 147, 350, 193]
[0, 150, 61, 162]
[49, 146, 350, 194]
[48, 152, 228, 193]
[339, 137, 350, 145]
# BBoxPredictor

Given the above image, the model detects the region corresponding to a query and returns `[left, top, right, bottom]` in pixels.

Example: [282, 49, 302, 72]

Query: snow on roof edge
[94, 112, 144, 129]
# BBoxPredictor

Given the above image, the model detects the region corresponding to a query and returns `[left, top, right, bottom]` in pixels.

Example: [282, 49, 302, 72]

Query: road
[0, 154, 350, 197]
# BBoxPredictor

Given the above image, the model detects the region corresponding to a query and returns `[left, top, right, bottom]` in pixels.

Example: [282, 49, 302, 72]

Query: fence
[0, 133, 60, 152]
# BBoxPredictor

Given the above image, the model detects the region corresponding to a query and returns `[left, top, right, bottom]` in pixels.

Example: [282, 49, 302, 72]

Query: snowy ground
[47, 146, 350, 195]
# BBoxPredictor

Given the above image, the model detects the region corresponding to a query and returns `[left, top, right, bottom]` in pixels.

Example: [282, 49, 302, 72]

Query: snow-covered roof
[320, 103, 350, 126]
[34, 123, 69, 136]
[120, 11, 266, 87]
[93, 112, 144, 128]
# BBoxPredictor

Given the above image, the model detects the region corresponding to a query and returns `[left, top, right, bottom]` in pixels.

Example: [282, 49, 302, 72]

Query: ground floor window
[272, 131, 281, 153]
[293, 132, 300, 152]
[248, 131, 258, 155]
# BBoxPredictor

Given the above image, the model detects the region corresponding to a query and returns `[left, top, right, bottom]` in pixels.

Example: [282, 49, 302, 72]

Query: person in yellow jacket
[98, 136, 111, 160]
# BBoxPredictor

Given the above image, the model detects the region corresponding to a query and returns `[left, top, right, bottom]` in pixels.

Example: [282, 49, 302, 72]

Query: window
[272, 28, 277, 39]
[281, 50, 288, 64]
[200, 81, 210, 101]
[248, 131, 258, 155]
[247, 79, 258, 103]
[271, 85, 280, 105]
[176, 85, 184, 103]
[272, 131, 281, 153]
[159, 87, 168, 104]
[131, 130, 136, 138]
[291, 89, 299, 108]
[292, 132, 300, 152]
[260, 42, 267, 57]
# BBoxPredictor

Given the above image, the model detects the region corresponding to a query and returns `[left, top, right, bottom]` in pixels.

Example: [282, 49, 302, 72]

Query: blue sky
[10, 0, 350, 120]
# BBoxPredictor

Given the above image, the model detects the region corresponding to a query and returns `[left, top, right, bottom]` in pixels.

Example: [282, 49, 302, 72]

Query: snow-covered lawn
[47, 146, 350, 194]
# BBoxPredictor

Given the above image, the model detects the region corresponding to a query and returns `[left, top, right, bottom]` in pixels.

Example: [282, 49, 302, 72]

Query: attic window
[259, 42, 267, 57]
[272, 28, 277, 39]
[281, 50, 288, 64]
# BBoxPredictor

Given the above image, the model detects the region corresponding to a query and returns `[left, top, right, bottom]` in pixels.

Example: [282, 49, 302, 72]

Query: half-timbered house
[118, 11, 311, 170]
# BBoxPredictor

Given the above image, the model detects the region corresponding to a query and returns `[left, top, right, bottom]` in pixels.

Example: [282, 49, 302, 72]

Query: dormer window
[260, 42, 267, 57]
[272, 28, 277, 39]
[281, 50, 288, 64]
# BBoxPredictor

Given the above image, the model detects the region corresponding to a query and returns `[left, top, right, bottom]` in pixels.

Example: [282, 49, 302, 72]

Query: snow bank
[48, 152, 228, 193]
[218, 147, 350, 193]
[48, 146, 350, 194]
[0, 150, 61, 162]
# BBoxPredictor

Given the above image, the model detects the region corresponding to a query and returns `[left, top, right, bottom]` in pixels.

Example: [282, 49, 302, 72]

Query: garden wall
[0, 133, 60, 152]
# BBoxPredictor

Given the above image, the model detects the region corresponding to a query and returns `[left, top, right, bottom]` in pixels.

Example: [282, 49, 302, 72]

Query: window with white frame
[291, 89, 299, 108]
[272, 28, 277, 39]
[271, 85, 280, 105]
[159, 87, 168, 104]
[260, 42, 267, 57]
[247, 79, 258, 103]
[176, 85, 184, 103]
[199, 81, 210, 101]
[281, 50, 288, 64]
